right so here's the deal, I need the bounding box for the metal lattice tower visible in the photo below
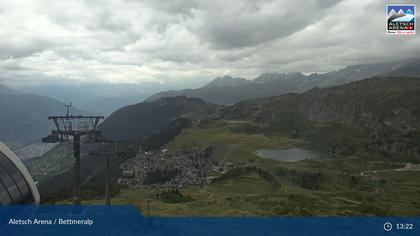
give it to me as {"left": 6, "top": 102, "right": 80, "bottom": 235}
{"left": 42, "top": 104, "right": 104, "bottom": 205}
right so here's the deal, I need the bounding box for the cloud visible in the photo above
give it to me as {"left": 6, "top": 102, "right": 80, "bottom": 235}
{"left": 0, "top": 0, "right": 419, "bottom": 87}
{"left": 191, "top": 0, "right": 344, "bottom": 49}
{"left": 141, "top": 0, "right": 200, "bottom": 17}
{"left": 0, "top": 39, "right": 53, "bottom": 59}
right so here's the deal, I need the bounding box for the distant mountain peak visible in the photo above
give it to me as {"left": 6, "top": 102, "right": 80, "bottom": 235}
{"left": 0, "top": 84, "right": 19, "bottom": 95}
{"left": 254, "top": 72, "right": 306, "bottom": 83}
{"left": 154, "top": 95, "right": 206, "bottom": 105}
{"left": 205, "top": 75, "right": 249, "bottom": 87}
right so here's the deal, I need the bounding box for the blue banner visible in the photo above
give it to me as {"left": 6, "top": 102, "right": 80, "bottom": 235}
{"left": 0, "top": 205, "right": 419, "bottom": 236}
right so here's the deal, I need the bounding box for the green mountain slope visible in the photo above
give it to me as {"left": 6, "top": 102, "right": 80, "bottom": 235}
{"left": 100, "top": 96, "right": 220, "bottom": 141}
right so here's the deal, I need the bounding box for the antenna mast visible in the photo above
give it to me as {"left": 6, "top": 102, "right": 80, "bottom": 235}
{"left": 65, "top": 102, "right": 72, "bottom": 116}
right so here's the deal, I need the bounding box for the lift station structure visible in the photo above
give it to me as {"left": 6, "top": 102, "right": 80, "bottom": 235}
{"left": 43, "top": 104, "right": 104, "bottom": 205}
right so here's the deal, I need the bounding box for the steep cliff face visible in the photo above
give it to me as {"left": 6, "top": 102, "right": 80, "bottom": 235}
{"left": 297, "top": 78, "right": 420, "bottom": 133}
{"left": 224, "top": 77, "right": 420, "bottom": 159}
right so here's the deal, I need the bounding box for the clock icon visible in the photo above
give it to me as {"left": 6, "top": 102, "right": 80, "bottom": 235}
{"left": 384, "top": 222, "right": 393, "bottom": 232}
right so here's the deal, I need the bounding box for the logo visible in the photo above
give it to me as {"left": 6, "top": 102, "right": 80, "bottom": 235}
{"left": 387, "top": 4, "right": 415, "bottom": 34}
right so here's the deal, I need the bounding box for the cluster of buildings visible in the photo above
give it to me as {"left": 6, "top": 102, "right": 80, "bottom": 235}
{"left": 118, "top": 146, "right": 230, "bottom": 189}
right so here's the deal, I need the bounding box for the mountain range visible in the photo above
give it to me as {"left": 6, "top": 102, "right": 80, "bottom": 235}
{"left": 100, "top": 75, "right": 420, "bottom": 160}
{"left": 98, "top": 58, "right": 420, "bottom": 144}
{"left": 0, "top": 84, "right": 19, "bottom": 94}
{"left": 17, "top": 79, "right": 209, "bottom": 115}
{"left": 147, "top": 58, "right": 420, "bottom": 105}
{"left": 0, "top": 84, "right": 83, "bottom": 145}
{"left": 3, "top": 58, "right": 420, "bottom": 147}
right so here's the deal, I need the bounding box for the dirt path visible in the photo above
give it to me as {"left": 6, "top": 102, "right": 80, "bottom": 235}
{"left": 360, "top": 163, "right": 420, "bottom": 176}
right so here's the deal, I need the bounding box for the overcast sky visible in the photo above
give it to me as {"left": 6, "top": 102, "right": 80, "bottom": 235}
{"left": 0, "top": 0, "right": 419, "bottom": 87}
